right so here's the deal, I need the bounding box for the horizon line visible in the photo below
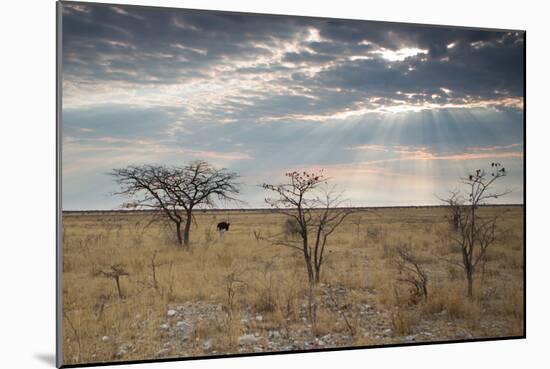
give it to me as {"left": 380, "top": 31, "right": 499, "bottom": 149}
{"left": 62, "top": 203, "right": 525, "bottom": 213}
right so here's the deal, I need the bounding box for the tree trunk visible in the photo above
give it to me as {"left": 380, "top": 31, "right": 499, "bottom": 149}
{"left": 183, "top": 211, "right": 192, "bottom": 247}
{"left": 115, "top": 276, "right": 123, "bottom": 299}
{"left": 466, "top": 271, "right": 473, "bottom": 298}
{"left": 304, "top": 255, "right": 315, "bottom": 285}
{"left": 314, "top": 264, "right": 321, "bottom": 284}
{"left": 175, "top": 221, "right": 183, "bottom": 246}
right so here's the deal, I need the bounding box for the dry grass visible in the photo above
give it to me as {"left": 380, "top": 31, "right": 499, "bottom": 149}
{"left": 61, "top": 206, "right": 524, "bottom": 365}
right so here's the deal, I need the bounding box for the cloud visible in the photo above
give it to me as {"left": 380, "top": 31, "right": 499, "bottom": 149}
{"left": 60, "top": 3, "right": 524, "bottom": 209}
{"left": 62, "top": 2, "right": 524, "bottom": 121}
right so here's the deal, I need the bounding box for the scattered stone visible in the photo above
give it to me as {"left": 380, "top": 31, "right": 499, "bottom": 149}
{"left": 255, "top": 315, "right": 263, "bottom": 322}
{"left": 115, "top": 349, "right": 126, "bottom": 358}
{"left": 239, "top": 334, "right": 258, "bottom": 346}
{"left": 167, "top": 309, "right": 177, "bottom": 317}
{"left": 175, "top": 320, "right": 194, "bottom": 340}
{"left": 154, "top": 348, "right": 171, "bottom": 358}
{"left": 101, "top": 336, "right": 110, "bottom": 342}
{"left": 176, "top": 320, "right": 193, "bottom": 330}
{"left": 405, "top": 335, "right": 416, "bottom": 342}
{"left": 268, "top": 330, "right": 281, "bottom": 339}
{"left": 203, "top": 339, "right": 213, "bottom": 350}
{"left": 159, "top": 323, "right": 169, "bottom": 330}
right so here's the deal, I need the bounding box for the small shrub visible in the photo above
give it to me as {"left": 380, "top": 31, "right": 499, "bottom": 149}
{"left": 282, "top": 217, "right": 301, "bottom": 239}
{"left": 367, "top": 226, "right": 383, "bottom": 243}
{"left": 204, "top": 228, "right": 214, "bottom": 243}
{"left": 390, "top": 308, "right": 417, "bottom": 335}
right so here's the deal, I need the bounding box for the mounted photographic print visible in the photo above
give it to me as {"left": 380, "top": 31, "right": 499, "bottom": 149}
{"left": 57, "top": 1, "right": 525, "bottom": 367}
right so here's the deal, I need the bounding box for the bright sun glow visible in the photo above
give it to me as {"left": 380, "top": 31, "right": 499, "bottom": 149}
{"left": 373, "top": 47, "right": 428, "bottom": 62}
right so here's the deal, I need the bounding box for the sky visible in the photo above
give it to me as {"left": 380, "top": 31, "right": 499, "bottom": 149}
{"left": 61, "top": 2, "right": 525, "bottom": 210}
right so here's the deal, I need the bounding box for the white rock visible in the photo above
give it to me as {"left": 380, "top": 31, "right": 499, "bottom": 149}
{"left": 239, "top": 334, "right": 258, "bottom": 346}
{"left": 159, "top": 324, "right": 169, "bottom": 330}
{"left": 101, "top": 336, "right": 110, "bottom": 342}
{"left": 176, "top": 320, "right": 193, "bottom": 330}
{"left": 255, "top": 315, "right": 263, "bottom": 321}
{"left": 154, "top": 348, "right": 171, "bottom": 358}
{"left": 405, "top": 335, "right": 416, "bottom": 342}
{"left": 167, "top": 309, "right": 177, "bottom": 317}
{"left": 203, "top": 339, "right": 213, "bottom": 350}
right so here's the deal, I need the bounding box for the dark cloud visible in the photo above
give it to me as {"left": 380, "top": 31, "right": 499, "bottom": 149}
{"left": 62, "top": 2, "right": 524, "bottom": 128}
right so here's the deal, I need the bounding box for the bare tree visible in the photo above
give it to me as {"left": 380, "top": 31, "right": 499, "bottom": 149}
{"left": 109, "top": 160, "right": 240, "bottom": 248}
{"left": 441, "top": 162, "right": 509, "bottom": 297}
{"left": 261, "top": 170, "right": 353, "bottom": 285}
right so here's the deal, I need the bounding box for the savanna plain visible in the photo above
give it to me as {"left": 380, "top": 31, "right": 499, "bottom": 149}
{"left": 62, "top": 206, "right": 524, "bottom": 365}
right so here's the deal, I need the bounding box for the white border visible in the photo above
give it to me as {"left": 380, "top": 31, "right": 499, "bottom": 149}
{"left": 2, "top": 1, "right": 547, "bottom": 368}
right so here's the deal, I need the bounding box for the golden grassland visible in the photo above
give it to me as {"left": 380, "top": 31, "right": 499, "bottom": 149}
{"left": 61, "top": 206, "right": 524, "bottom": 365}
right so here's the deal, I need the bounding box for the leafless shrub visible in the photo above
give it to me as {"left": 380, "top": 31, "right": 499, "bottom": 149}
{"left": 394, "top": 244, "right": 428, "bottom": 304}
{"left": 325, "top": 288, "right": 356, "bottom": 337}
{"left": 253, "top": 261, "right": 277, "bottom": 313}
{"left": 204, "top": 227, "right": 215, "bottom": 244}
{"left": 96, "top": 264, "right": 129, "bottom": 299}
{"left": 390, "top": 308, "right": 416, "bottom": 335}
{"left": 282, "top": 217, "right": 301, "bottom": 239}
{"left": 93, "top": 293, "right": 111, "bottom": 321}
{"left": 148, "top": 250, "right": 169, "bottom": 291}
{"left": 367, "top": 226, "right": 383, "bottom": 242}
{"left": 222, "top": 269, "right": 248, "bottom": 319}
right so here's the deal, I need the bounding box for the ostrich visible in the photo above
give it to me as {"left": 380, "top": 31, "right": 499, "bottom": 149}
{"left": 217, "top": 221, "right": 230, "bottom": 240}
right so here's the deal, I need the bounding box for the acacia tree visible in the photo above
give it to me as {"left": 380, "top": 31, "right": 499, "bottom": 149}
{"left": 261, "top": 170, "right": 353, "bottom": 285}
{"left": 441, "top": 162, "right": 509, "bottom": 297}
{"left": 109, "top": 160, "right": 240, "bottom": 248}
